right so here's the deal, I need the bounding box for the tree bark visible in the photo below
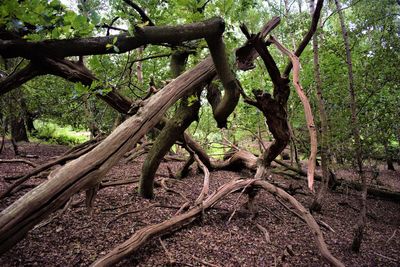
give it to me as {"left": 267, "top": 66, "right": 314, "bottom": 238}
{"left": 0, "top": 62, "right": 44, "bottom": 96}
{"left": 212, "top": 149, "right": 400, "bottom": 202}
{"left": 335, "top": 0, "right": 366, "bottom": 252}
{"left": 206, "top": 35, "right": 241, "bottom": 128}
{"left": 269, "top": 36, "right": 317, "bottom": 191}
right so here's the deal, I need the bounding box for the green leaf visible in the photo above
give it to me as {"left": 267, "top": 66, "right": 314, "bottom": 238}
{"left": 187, "top": 94, "right": 198, "bottom": 106}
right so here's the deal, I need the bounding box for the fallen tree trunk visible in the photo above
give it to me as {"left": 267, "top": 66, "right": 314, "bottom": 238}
{"left": 91, "top": 179, "right": 344, "bottom": 267}
{"left": 212, "top": 150, "right": 400, "bottom": 202}
{"left": 0, "top": 57, "right": 216, "bottom": 255}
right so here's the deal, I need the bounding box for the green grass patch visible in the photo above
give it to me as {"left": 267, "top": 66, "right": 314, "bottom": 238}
{"left": 32, "top": 120, "right": 89, "bottom": 146}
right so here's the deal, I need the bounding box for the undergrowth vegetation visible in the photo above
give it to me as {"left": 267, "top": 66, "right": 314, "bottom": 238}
{"left": 32, "top": 120, "right": 89, "bottom": 146}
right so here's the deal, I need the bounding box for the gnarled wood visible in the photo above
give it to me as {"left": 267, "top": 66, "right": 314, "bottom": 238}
{"left": 139, "top": 49, "right": 201, "bottom": 199}
{"left": 91, "top": 179, "right": 344, "bottom": 267}
{"left": 206, "top": 35, "right": 241, "bottom": 128}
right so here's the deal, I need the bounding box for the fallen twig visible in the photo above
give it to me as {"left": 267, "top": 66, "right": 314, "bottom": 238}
{"left": 191, "top": 255, "right": 220, "bottom": 267}
{"left": 227, "top": 179, "right": 257, "bottom": 224}
{"left": 275, "top": 196, "right": 334, "bottom": 233}
{"left": 106, "top": 204, "right": 156, "bottom": 228}
{"left": 386, "top": 229, "right": 397, "bottom": 244}
{"left": 159, "top": 238, "right": 176, "bottom": 265}
{"left": 0, "top": 159, "right": 37, "bottom": 167}
{"left": 100, "top": 178, "right": 139, "bottom": 189}
{"left": 373, "top": 252, "right": 399, "bottom": 263}
{"left": 160, "top": 178, "right": 189, "bottom": 202}
{"left": 174, "top": 201, "right": 191, "bottom": 216}
{"left": 33, "top": 197, "right": 73, "bottom": 230}
{"left": 0, "top": 141, "right": 99, "bottom": 199}
{"left": 255, "top": 223, "right": 271, "bottom": 243}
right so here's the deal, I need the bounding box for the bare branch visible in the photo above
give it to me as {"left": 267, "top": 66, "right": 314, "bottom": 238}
{"left": 123, "top": 0, "right": 155, "bottom": 26}
{"left": 283, "top": 0, "right": 324, "bottom": 76}
{"left": 270, "top": 35, "right": 317, "bottom": 192}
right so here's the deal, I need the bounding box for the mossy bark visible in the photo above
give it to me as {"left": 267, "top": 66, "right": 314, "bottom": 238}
{"left": 139, "top": 94, "right": 201, "bottom": 198}
{"left": 139, "top": 50, "right": 202, "bottom": 198}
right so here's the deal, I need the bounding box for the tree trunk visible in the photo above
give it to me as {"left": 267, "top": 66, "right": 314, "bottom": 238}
{"left": 309, "top": 0, "right": 330, "bottom": 213}
{"left": 10, "top": 116, "right": 28, "bottom": 142}
{"left": 0, "top": 57, "right": 216, "bottom": 255}
{"left": 139, "top": 49, "right": 201, "bottom": 198}
{"left": 8, "top": 91, "right": 28, "bottom": 143}
{"left": 335, "top": 0, "right": 367, "bottom": 253}
{"left": 83, "top": 95, "right": 100, "bottom": 138}
{"left": 383, "top": 141, "right": 395, "bottom": 171}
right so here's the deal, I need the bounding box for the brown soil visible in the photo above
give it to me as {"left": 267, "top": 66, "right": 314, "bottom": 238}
{"left": 0, "top": 141, "right": 399, "bottom": 266}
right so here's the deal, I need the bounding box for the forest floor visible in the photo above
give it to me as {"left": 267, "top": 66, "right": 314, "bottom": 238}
{"left": 0, "top": 141, "right": 399, "bottom": 267}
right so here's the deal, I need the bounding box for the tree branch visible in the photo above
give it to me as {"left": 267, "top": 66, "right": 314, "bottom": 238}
{"left": 283, "top": 0, "right": 324, "bottom": 76}
{"left": 0, "top": 17, "right": 225, "bottom": 59}
{"left": 0, "top": 62, "right": 45, "bottom": 96}
{"left": 123, "top": 0, "right": 155, "bottom": 26}
{"left": 270, "top": 36, "right": 317, "bottom": 192}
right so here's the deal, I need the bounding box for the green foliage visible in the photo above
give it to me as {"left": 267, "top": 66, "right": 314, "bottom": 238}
{"left": 33, "top": 120, "right": 89, "bottom": 146}
{"left": 0, "top": 0, "right": 95, "bottom": 40}
{"left": 1, "top": 0, "right": 398, "bottom": 164}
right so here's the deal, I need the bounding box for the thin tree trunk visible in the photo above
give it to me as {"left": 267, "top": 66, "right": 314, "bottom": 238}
{"left": 383, "top": 141, "right": 395, "bottom": 171}
{"left": 83, "top": 95, "right": 99, "bottom": 139}
{"left": 309, "top": 0, "right": 330, "bottom": 213}
{"left": 136, "top": 46, "right": 144, "bottom": 84}
{"left": 335, "top": 0, "right": 367, "bottom": 253}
